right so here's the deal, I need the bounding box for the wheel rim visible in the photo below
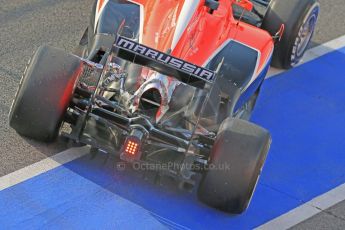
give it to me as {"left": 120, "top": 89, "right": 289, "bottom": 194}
{"left": 291, "top": 4, "right": 320, "bottom": 66}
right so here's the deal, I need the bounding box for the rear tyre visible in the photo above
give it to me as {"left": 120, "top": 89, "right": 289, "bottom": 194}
{"left": 9, "top": 45, "right": 83, "bottom": 142}
{"left": 198, "top": 118, "right": 271, "bottom": 214}
{"left": 261, "top": 0, "right": 320, "bottom": 69}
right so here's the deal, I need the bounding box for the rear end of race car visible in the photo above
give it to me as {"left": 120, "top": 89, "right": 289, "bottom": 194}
{"left": 9, "top": 34, "right": 271, "bottom": 214}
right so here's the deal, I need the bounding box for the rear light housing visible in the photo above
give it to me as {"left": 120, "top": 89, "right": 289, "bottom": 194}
{"left": 124, "top": 139, "right": 140, "bottom": 156}
{"left": 120, "top": 129, "right": 144, "bottom": 162}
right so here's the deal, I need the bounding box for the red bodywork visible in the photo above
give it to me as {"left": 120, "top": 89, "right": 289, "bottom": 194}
{"left": 97, "top": 0, "right": 274, "bottom": 76}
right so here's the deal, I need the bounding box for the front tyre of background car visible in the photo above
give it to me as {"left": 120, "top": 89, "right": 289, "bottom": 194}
{"left": 261, "top": 0, "right": 320, "bottom": 69}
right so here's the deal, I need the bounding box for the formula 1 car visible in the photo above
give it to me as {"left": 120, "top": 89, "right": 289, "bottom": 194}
{"left": 9, "top": 0, "right": 319, "bottom": 213}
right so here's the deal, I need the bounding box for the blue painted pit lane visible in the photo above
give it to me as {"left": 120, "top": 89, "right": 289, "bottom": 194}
{"left": 1, "top": 47, "right": 345, "bottom": 229}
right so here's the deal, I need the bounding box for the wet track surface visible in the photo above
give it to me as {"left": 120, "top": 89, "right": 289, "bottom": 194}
{"left": 0, "top": 0, "right": 345, "bottom": 229}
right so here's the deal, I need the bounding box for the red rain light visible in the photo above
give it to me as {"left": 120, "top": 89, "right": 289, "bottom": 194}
{"left": 124, "top": 140, "right": 139, "bottom": 156}
{"left": 120, "top": 129, "right": 144, "bottom": 162}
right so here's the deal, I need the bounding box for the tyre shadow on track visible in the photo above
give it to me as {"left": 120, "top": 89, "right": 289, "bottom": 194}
{"left": 22, "top": 137, "right": 70, "bottom": 158}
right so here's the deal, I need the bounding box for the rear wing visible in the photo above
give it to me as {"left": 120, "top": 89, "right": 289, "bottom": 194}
{"left": 113, "top": 36, "right": 215, "bottom": 89}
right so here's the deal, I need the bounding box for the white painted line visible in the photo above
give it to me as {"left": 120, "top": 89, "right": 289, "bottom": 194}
{"left": 308, "top": 183, "right": 345, "bottom": 210}
{"left": 256, "top": 205, "right": 320, "bottom": 230}
{"left": 0, "top": 146, "right": 89, "bottom": 191}
{"left": 257, "top": 34, "right": 345, "bottom": 230}
{"left": 256, "top": 183, "right": 345, "bottom": 230}
{"left": 267, "top": 34, "right": 345, "bottom": 78}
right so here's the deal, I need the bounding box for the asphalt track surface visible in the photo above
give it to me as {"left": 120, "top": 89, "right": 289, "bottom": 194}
{"left": 0, "top": 0, "right": 345, "bottom": 229}
{"left": 0, "top": 0, "right": 94, "bottom": 176}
